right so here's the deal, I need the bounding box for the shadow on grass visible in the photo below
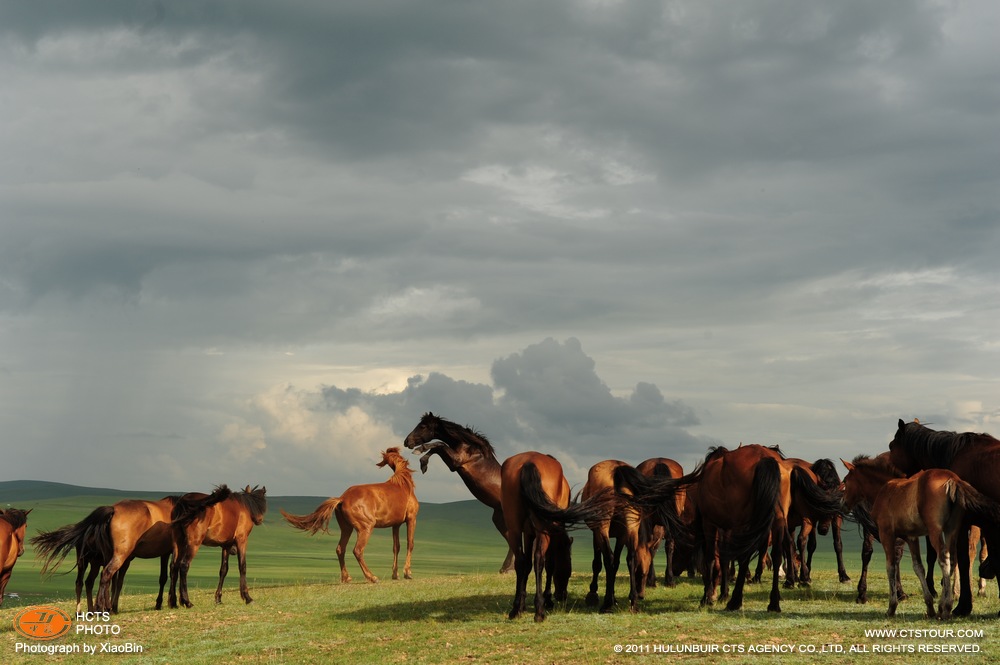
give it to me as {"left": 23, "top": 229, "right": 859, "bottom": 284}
{"left": 331, "top": 593, "right": 512, "bottom": 623}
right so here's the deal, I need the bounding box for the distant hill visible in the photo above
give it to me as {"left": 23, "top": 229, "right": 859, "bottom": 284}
{"left": 0, "top": 479, "right": 493, "bottom": 525}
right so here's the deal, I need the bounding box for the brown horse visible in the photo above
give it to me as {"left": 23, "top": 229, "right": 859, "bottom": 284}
{"left": 888, "top": 418, "right": 1000, "bottom": 615}
{"left": 841, "top": 454, "right": 1000, "bottom": 618}
{"left": 31, "top": 498, "right": 179, "bottom": 613}
{"left": 0, "top": 509, "right": 30, "bottom": 606}
{"left": 785, "top": 458, "right": 850, "bottom": 586}
{"left": 501, "top": 451, "right": 616, "bottom": 622}
{"left": 581, "top": 460, "right": 653, "bottom": 613}
{"left": 635, "top": 458, "right": 687, "bottom": 589}
{"left": 282, "top": 448, "right": 417, "bottom": 584}
{"left": 169, "top": 485, "right": 267, "bottom": 609}
{"left": 402, "top": 412, "right": 513, "bottom": 572}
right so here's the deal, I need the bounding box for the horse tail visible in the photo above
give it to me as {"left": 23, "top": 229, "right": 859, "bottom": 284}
{"left": 791, "top": 465, "right": 845, "bottom": 520}
{"left": 613, "top": 465, "right": 689, "bottom": 545}
{"left": 280, "top": 498, "right": 342, "bottom": 535}
{"left": 520, "top": 463, "right": 615, "bottom": 530}
{"left": 951, "top": 478, "right": 1000, "bottom": 529}
{"left": 849, "top": 501, "right": 880, "bottom": 542}
{"left": 727, "top": 457, "right": 780, "bottom": 563}
{"left": 30, "top": 505, "right": 115, "bottom": 575}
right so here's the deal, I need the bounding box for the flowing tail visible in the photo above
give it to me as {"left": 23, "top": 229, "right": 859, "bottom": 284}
{"left": 30, "top": 505, "right": 115, "bottom": 575}
{"left": 952, "top": 478, "right": 1000, "bottom": 530}
{"left": 612, "top": 465, "right": 690, "bottom": 546}
{"left": 727, "top": 457, "right": 780, "bottom": 563}
{"left": 520, "top": 463, "right": 616, "bottom": 531}
{"left": 791, "top": 465, "right": 845, "bottom": 520}
{"left": 280, "top": 498, "right": 343, "bottom": 535}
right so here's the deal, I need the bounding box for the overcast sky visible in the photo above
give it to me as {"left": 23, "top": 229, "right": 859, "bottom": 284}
{"left": 2, "top": 1, "right": 998, "bottom": 502}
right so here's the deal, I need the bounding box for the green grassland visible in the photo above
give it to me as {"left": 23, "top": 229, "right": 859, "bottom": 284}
{"left": 1, "top": 483, "right": 998, "bottom": 664}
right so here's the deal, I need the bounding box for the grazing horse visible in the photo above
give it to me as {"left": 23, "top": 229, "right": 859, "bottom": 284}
{"left": 282, "top": 448, "right": 418, "bottom": 584}
{"left": 501, "top": 451, "right": 616, "bottom": 622}
{"left": 841, "top": 455, "right": 1000, "bottom": 619}
{"left": 785, "top": 458, "right": 850, "bottom": 586}
{"left": 403, "top": 412, "right": 513, "bottom": 573}
{"left": 889, "top": 418, "right": 1000, "bottom": 616}
{"left": 31, "top": 499, "right": 179, "bottom": 613}
{"left": 0, "top": 509, "right": 30, "bottom": 606}
{"left": 170, "top": 485, "right": 267, "bottom": 609}
{"left": 636, "top": 457, "right": 687, "bottom": 588}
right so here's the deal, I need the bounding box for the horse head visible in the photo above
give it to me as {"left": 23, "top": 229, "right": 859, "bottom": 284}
{"left": 403, "top": 412, "right": 442, "bottom": 452}
{"left": 377, "top": 447, "right": 410, "bottom": 472}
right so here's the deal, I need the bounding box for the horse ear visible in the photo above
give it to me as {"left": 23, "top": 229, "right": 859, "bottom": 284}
{"left": 898, "top": 418, "right": 905, "bottom": 430}
{"left": 840, "top": 458, "right": 854, "bottom": 471}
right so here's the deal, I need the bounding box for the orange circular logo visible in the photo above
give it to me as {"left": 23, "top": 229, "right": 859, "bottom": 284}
{"left": 13, "top": 605, "right": 72, "bottom": 640}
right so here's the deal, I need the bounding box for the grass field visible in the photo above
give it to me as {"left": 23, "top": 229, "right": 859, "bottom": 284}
{"left": 2, "top": 486, "right": 998, "bottom": 663}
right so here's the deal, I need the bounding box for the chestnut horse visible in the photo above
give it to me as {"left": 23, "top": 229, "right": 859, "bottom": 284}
{"left": 403, "top": 412, "right": 513, "bottom": 572}
{"left": 31, "top": 498, "right": 179, "bottom": 613}
{"left": 169, "top": 485, "right": 267, "bottom": 609}
{"left": 282, "top": 448, "right": 417, "bottom": 584}
{"left": 841, "top": 454, "right": 1000, "bottom": 619}
{"left": 889, "top": 418, "right": 1000, "bottom": 616}
{"left": 0, "top": 508, "right": 30, "bottom": 606}
{"left": 501, "top": 451, "right": 616, "bottom": 622}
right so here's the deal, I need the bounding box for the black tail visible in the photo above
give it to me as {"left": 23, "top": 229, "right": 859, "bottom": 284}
{"left": 849, "top": 501, "right": 880, "bottom": 541}
{"left": 791, "top": 465, "right": 845, "bottom": 520}
{"left": 727, "top": 457, "right": 780, "bottom": 563}
{"left": 520, "top": 463, "right": 616, "bottom": 530}
{"left": 613, "top": 465, "right": 689, "bottom": 545}
{"left": 953, "top": 478, "right": 1000, "bottom": 528}
{"left": 30, "top": 505, "right": 115, "bottom": 575}
{"left": 811, "top": 458, "right": 841, "bottom": 489}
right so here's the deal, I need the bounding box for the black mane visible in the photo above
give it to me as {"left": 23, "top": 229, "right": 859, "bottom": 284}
{"left": 897, "top": 421, "right": 999, "bottom": 468}
{"left": 0, "top": 508, "right": 29, "bottom": 529}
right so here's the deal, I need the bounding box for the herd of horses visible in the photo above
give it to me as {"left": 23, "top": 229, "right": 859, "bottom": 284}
{"left": 2, "top": 414, "right": 999, "bottom": 627}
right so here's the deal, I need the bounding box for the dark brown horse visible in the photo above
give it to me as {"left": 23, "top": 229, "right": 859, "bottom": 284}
{"left": 282, "top": 448, "right": 418, "bottom": 584}
{"left": 888, "top": 418, "right": 1000, "bottom": 615}
{"left": 785, "top": 458, "right": 850, "bottom": 586}
{"left": 636, "top": 457, "right": 686, "bottom": 588}
{"left": 31, "top": 498, "right": 179, "bottom": 613}
{"left": 169, "top": 485, "right": 267, "bottom": 609}
{"left": 402, "top": 412, "right": 513, "bottom": 572}
{"left": 0, "top": 509, "right": 30, "bottom": 606}
{"left": 841, "top": 454, "right": 1000, "bottom": 618}
{"left": 501, "top": 451, "right": 616, "bottom": 622}
{"left": 582, "top": 460, "right": 653, "bottom": 613}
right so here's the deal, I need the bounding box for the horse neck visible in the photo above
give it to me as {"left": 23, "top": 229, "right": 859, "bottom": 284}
{"left": 389, "top": 466, "right": 416, "bottom": 495}
{"left": 851, "top": 466, "right": 897, "bottom": 502}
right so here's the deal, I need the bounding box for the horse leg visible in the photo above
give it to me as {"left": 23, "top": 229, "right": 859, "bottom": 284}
{"left": 178, "top": 544, "right": 200, "bottom": 608}
{"left": 352, "top": 526, "right": 379, "bottom": 583}
{"left": 953, "top": 527, "right": 973, "bottom": 616}
{"left": 768, "top": 526, "right": 784, "bottom": 612}
{"left": 905, "top": 537, "right": 935, "bottom": 619}
{"left": 492, "top": 508, "right": 515, "bottom": 574}
{"left": 802, "top": 524, "right": 816, "bottom": 585}
{"left": 236, "top": 541, "right": 252, "bottom": 604}
{"left": 85, "top": 561, "right": 99, "bottom": 613}
{"left": 883, "top": 536, "right": 899, "bottom": 617}
{"left": 603, "top": 537, "right": 625, "bottom": 613}
{"left": 665, "top": 534, "right": 678, "bottom": 587}
{"left": 75, "top": 561, "right": 87, "bottom": 614}
{"left": 645, "top": 536, "right": 660, "bottom": 589}
{"left": 925, "top": 535, "right": 938, "bottom": 598}
{"left": 700, "top": 526, "right": 719, "bottom": 607}
{"left": 893, "top": 539, "right": 908, "bottom": 601}
{"left": 508, "top": 535, "right": 531, "bottom": 620}
{"left": 215, "top": 546, "right": 230, "bottom": 604}
{"left": 155, "top": 553, "right": 169, "bottom": 610}
{"left": 833, "top": 517, "right": 850, "bottom": 583}
{"left": 725, "top": 556, "right": 750, "bottom": 612}
{"left": 98, "top": 555, "right": 126, "bottom": 613}
{"left": 533, "top": 531, "right": 551, "bottom": 622}
{"left": 391, "top": 525, "right": 401, "bottom": 580}
{"left": 585, "top": 530, "right": 602, "bottom": 607}
{"left": 112, "top": 559, "right": 131, "bottom": 614}
{"left": 403, "top": 516, "right": 415, "bottom": 580}
{"left": 856, "top": 531, "right": 873, "bottom": 604}
{"left": 336, "top": 524, "right": 354, "bottom": 583}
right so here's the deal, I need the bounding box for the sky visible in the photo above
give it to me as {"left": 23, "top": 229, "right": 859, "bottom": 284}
{"left": 1, "top": 0, "right": 998, "bottom": 502}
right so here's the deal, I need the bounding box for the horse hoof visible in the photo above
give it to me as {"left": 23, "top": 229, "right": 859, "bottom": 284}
{"left": 767, "top": 603, "right": 781, "bottom": 613}
{"left": 585, "top": 593, "right": 599, "bottom": 607}
{"left": 508, "top": 610, "right": 521, "bottom": 620}
{"left": 953, "top": 603, "right": 972, "bottom": 617}
{"left": 839, "top": 574, "right": 851, "bottom": 583}
{"left": 404, "top": 573, "right": 413, "bottom": 580}
{"left": 534, "top": 613, "right": 546, "bottom": 623}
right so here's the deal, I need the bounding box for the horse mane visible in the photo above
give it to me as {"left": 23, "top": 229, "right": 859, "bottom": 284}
{"left": 233, "top": 486, "right": 268, "bottom": 525}
{"left": 899, "top": 421, "right": 999, "bottom": 468}
{"left": 850, "top": 454, "right": 905, "bottom": 479}
{"left": 811, "top": 458, "right": 841, "bottom": 489}
{"left": 425, "top": 412, "right": 498, "bottom": 460}
{"left": 766, "top": 444, "right": 786, "bottom": 459}
{"left": 382, "top": 449, "right": 416, "bottom": 493}
{"left": 0, "top": 508, "right": 29, "bottom": 529}
{"left": 172, "top": 484, "right": 233, "bottom": 525}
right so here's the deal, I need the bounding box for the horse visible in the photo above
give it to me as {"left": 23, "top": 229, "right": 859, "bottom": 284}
{"left": 888, "top": 418, "right": 1000, "bottom": 615}
{"left": 402, "top": 412, "right": 513, "bottom": 573}
{"left": 926, "top": 526, "right": 989, "bottom": 598}
{"left": 841, "top": 455, "right": 1000, "bottom": 619}
{"left": 501, "top": 451, "right": 616, "bottom": 622}
{"left": 581, "top": 460, "right": 654, "bottom": 613}
{"left": 169, "top": 485, "right": 267, "bottom": 609}
{"left": 785, "top": 458, "right": 850, "bottom": 586}
{"left": 633, "top": 444, "right": 842, "bottom": 612}
{"left": 282, "top": 448, "right": 417, "bottom": 584}
{"left": 635, "top": 457, "right": 686, "bottom": 588}
{"left": 0, "top": 509, "right": 30, "bottom": 606}
{"left": 31, "top": 498, "right": 180, "bottom": 613}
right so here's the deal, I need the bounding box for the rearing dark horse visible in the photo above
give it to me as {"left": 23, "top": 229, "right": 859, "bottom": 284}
{"left": 403, "top": 412, "right": 514, "bottom": 573}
